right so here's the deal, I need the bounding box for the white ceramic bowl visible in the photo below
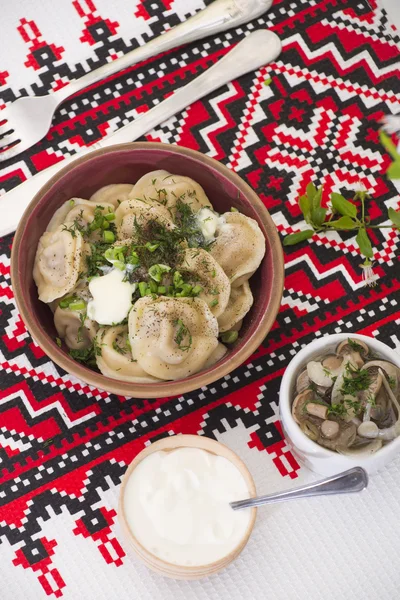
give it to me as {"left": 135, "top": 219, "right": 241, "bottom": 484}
{"left": 279, "top": 333, "right": 400, "bottom": 476}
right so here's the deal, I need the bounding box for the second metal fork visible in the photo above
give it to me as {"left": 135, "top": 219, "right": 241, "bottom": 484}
{"left": 0, "top": 0, "right": 272, "bottom": 162}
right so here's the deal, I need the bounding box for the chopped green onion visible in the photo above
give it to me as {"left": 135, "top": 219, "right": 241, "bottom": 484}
{"left": 69, "top": 300, "right": 86, "bottom": 311}
{"left": 89, "top": 212, "right": 104, "bottom": 231}
{"left": 114, "top": 261, "right": 125, "bottom": 271}
{"left": 103, "top": 230, "right": 115, "bottom": 243}
{"left": 102, "top": 220, "right": 110, "bottom": 230}
{"left": 149, "top": 280, "right": 158, "bottom": 293}
{"left": 230, "top": 207, "right": 239, "bottom": 212}
{"left": 145, "top": 242, "right": 159, "bottom": 252}
{"left": 69, "top": 199, "right": 75, "bottom": 207}
{"left": 176, "top": 284, "right": 193, "bottom": 297}
{"left": 138, "top": 282, "right": 148, "bottom": 297}
{"left": 173, "top": 271, "right": 184, "bottom": 288}
{"left": 59, "top": 296, "right": 76, "bottom": 309}
{"left": 210, "top": 299, "right": 219, "bottom": 308}
{"left": 127, "top": 251, "right": 139, "bottom": 265}
{"left": 211, "top": 269, "right": 216, "bottom": 278}
{"left": 104, "top": 247, "right": 114, "bottom": 262}
{"left": 55, "top": 337, "right": 62, "bottom": 347}
{"left": 148, "top": 263, "right": 171, "bottom": 282}
{"left": 221, "top": 330, "right": 238, "bottom": 344}
{"left": 191, "top": 285, "right": 203, "bottom": 296}
{"left": 104, "top": 212, "right": 115, "bottom": 222}
{"left": 157, "top": 285, "right": 166, "bottom": 294}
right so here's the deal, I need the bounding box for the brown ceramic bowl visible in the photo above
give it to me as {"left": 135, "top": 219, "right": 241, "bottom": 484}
{"left": 11, "top": 143, "right": 284, "bottom": 398}
{"left": 118, "top": 434, "right": 257, "bottom": 579}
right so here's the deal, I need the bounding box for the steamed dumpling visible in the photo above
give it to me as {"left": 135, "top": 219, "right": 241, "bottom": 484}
{"left": 210, "top": 212, "right": 265, "bottom": 287}
{"left": 128, "top": 296, "right": 219, "bottom": 380}
{"left": 177, "top": 248, "right": 230, "bottom": 318}
{"left": 115, "top": 197, "right": 174, "bottom": 240}
{"left": 46, "top": 198, "right": 114, "bottom": 233}
{"left": 96, "top": 326, "right": 160, "bottom": 383}
{"left": 54, "top": 305, "right": 97, "bottom": 350}
{"left": 89, "top": 184, "right": 134, "bottom": 208}
{"left": 33, "top": 228, "right": 86, "bottom": 303}
{"left": 203, "top": 343, "right": 227, "bottom": 370}
{"left": 130, "top": 170, "right": 212, "bottom": 214}
{"left": 217, "top": 281, "right": 253, "bottom": 333}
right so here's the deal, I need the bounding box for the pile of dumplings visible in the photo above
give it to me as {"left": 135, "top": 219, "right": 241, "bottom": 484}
{"left": 33, "top": 170, "right": 266, "bottom": 383}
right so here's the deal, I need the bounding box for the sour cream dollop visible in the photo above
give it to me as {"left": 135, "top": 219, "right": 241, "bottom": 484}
{"left": 87, "top": 269, "right": 135, "bottom": 325}
{"left": 196, "top": 207, "right": 224, "bottom": 242}
{"left": 123, "top": 447, "right": 252, "bottom": 566}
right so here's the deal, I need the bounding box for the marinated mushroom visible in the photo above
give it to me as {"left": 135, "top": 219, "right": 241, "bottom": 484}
{"left": 336, "top": 338, "right": 369, "bottom": 368}
{"left": 291, "top": 338, "right": 400, "bottom": 455}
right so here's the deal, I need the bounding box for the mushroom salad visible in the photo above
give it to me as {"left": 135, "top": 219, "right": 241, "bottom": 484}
{"left": 292, "top": 338, "right": 400, "bottom": 455}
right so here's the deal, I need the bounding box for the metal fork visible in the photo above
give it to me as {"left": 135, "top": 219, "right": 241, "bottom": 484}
{"left": 0, "top": 0, "right": 272, "bottom": 162}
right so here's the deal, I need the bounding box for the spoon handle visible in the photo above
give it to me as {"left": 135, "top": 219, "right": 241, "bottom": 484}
{"left": 230, "top": 467, "right": 368, "bottom": 510}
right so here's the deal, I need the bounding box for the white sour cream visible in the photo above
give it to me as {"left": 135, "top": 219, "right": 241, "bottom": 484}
{"left": 123, "top": 447, "right": 252, "bottom": 566}
{"left": 196, "top": 207, "right": 222, "bottom": 241}
{"left": 87, "top": 269, "right": 135, "bottom": 325}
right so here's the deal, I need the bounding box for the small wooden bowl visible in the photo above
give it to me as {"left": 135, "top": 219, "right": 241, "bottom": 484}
{"left": 11, "top": 142, "right": 284, "bottom": 398}
{"left": 118, "top": 434, "right": 257, "bottom": 579}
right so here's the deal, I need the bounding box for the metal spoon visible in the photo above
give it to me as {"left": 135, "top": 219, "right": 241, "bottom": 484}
{"left": 231, "top": 467, "right": 368, "bottom": 510}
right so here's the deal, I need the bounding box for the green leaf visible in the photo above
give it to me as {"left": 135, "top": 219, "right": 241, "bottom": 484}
{"left": 330, "top": 192, "right": 357, "bottom": 218}
{"left": 387, "top": 160, "right": 400, "bottom": 180}
{"left": 388, "top": 207, "right": 400, "bottom": 228}
{"left": 328, "top": 216, "right": 357, "bottom": 230}
{"left": 312, "top": 186, "right": 323, "bottom": 209}
{"left": 299, "top": 194, "right": 311, "bottom": 222}
{"left": 311, "top": 207, "right": 327, "bottom": 227}
{"left": 356, "top": 228, "right": 373, "bottom": 259}
{"left": 283, "top": 230, "right": 315, "bottom": 246}
{"left": 380, "top": 131, "right": 400, "bottom": 161}
{"left": 306, "top": 182, "right": 317, "bottom": 201}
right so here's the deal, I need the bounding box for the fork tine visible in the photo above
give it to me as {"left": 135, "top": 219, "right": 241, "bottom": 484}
{"left": 0, "top": 143, "right": 21, "bottom": 163}
{"left": 0, "top": 121, "right": 12, "bottom": 135}
{"left": 0, "top": 126, "right": 13, "bottom": 141}
{"left": 0, "top": 133, "right": 19, "bottom": 150}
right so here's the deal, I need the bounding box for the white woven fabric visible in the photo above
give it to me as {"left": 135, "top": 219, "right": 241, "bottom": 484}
{"left": 1, "top": 1, "right": 399, "bottom": 599}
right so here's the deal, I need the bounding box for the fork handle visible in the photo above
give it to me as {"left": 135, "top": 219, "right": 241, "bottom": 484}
{"left": 230, "top": 467, "right": 368, "bottom": 510}
{"left": 0, "top": 30, "right": 281, "bottom": 238}
{"left": 54, "top": 0, "right": 273, "bottom": 103}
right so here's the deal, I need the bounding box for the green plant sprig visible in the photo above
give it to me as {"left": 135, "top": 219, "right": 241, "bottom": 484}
{"left": 283, "top": 183, "right": 400, "bottom": 270}
{"left": 380, "top": 130, "right": 400, "bottom": 180}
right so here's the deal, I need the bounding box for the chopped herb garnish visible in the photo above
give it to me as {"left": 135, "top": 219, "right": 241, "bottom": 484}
{"left": 76, "top": 312, "right": 87, "bottom": 344}
{"left": 340, "top": 364, "right": 371, "bottom": 396}
{"left": 346, "top": 338, "right": 366, "bottom": 354}
{"left": 112, "top": 340, "right": 126, "bottom": 355}
{"left": 69, "top": 344, "right": 97, "bottom": 368}
{"left": 174, "top": 319, "right": 192, "bottom": 351}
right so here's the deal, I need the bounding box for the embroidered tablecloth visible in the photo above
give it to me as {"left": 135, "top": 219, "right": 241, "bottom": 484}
{"left": 0, "top": 0, "right": 399, "bottom": 598}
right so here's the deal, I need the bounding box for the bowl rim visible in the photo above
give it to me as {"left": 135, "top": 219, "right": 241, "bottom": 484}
{"left": 11, "top": 142, "right": 284, "bottom": 398}
{"left": 117, "top": 434, "right": 257, "bottom": 578}
{"left": 279, "top": 332, "right": 400, "bottom": 463}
